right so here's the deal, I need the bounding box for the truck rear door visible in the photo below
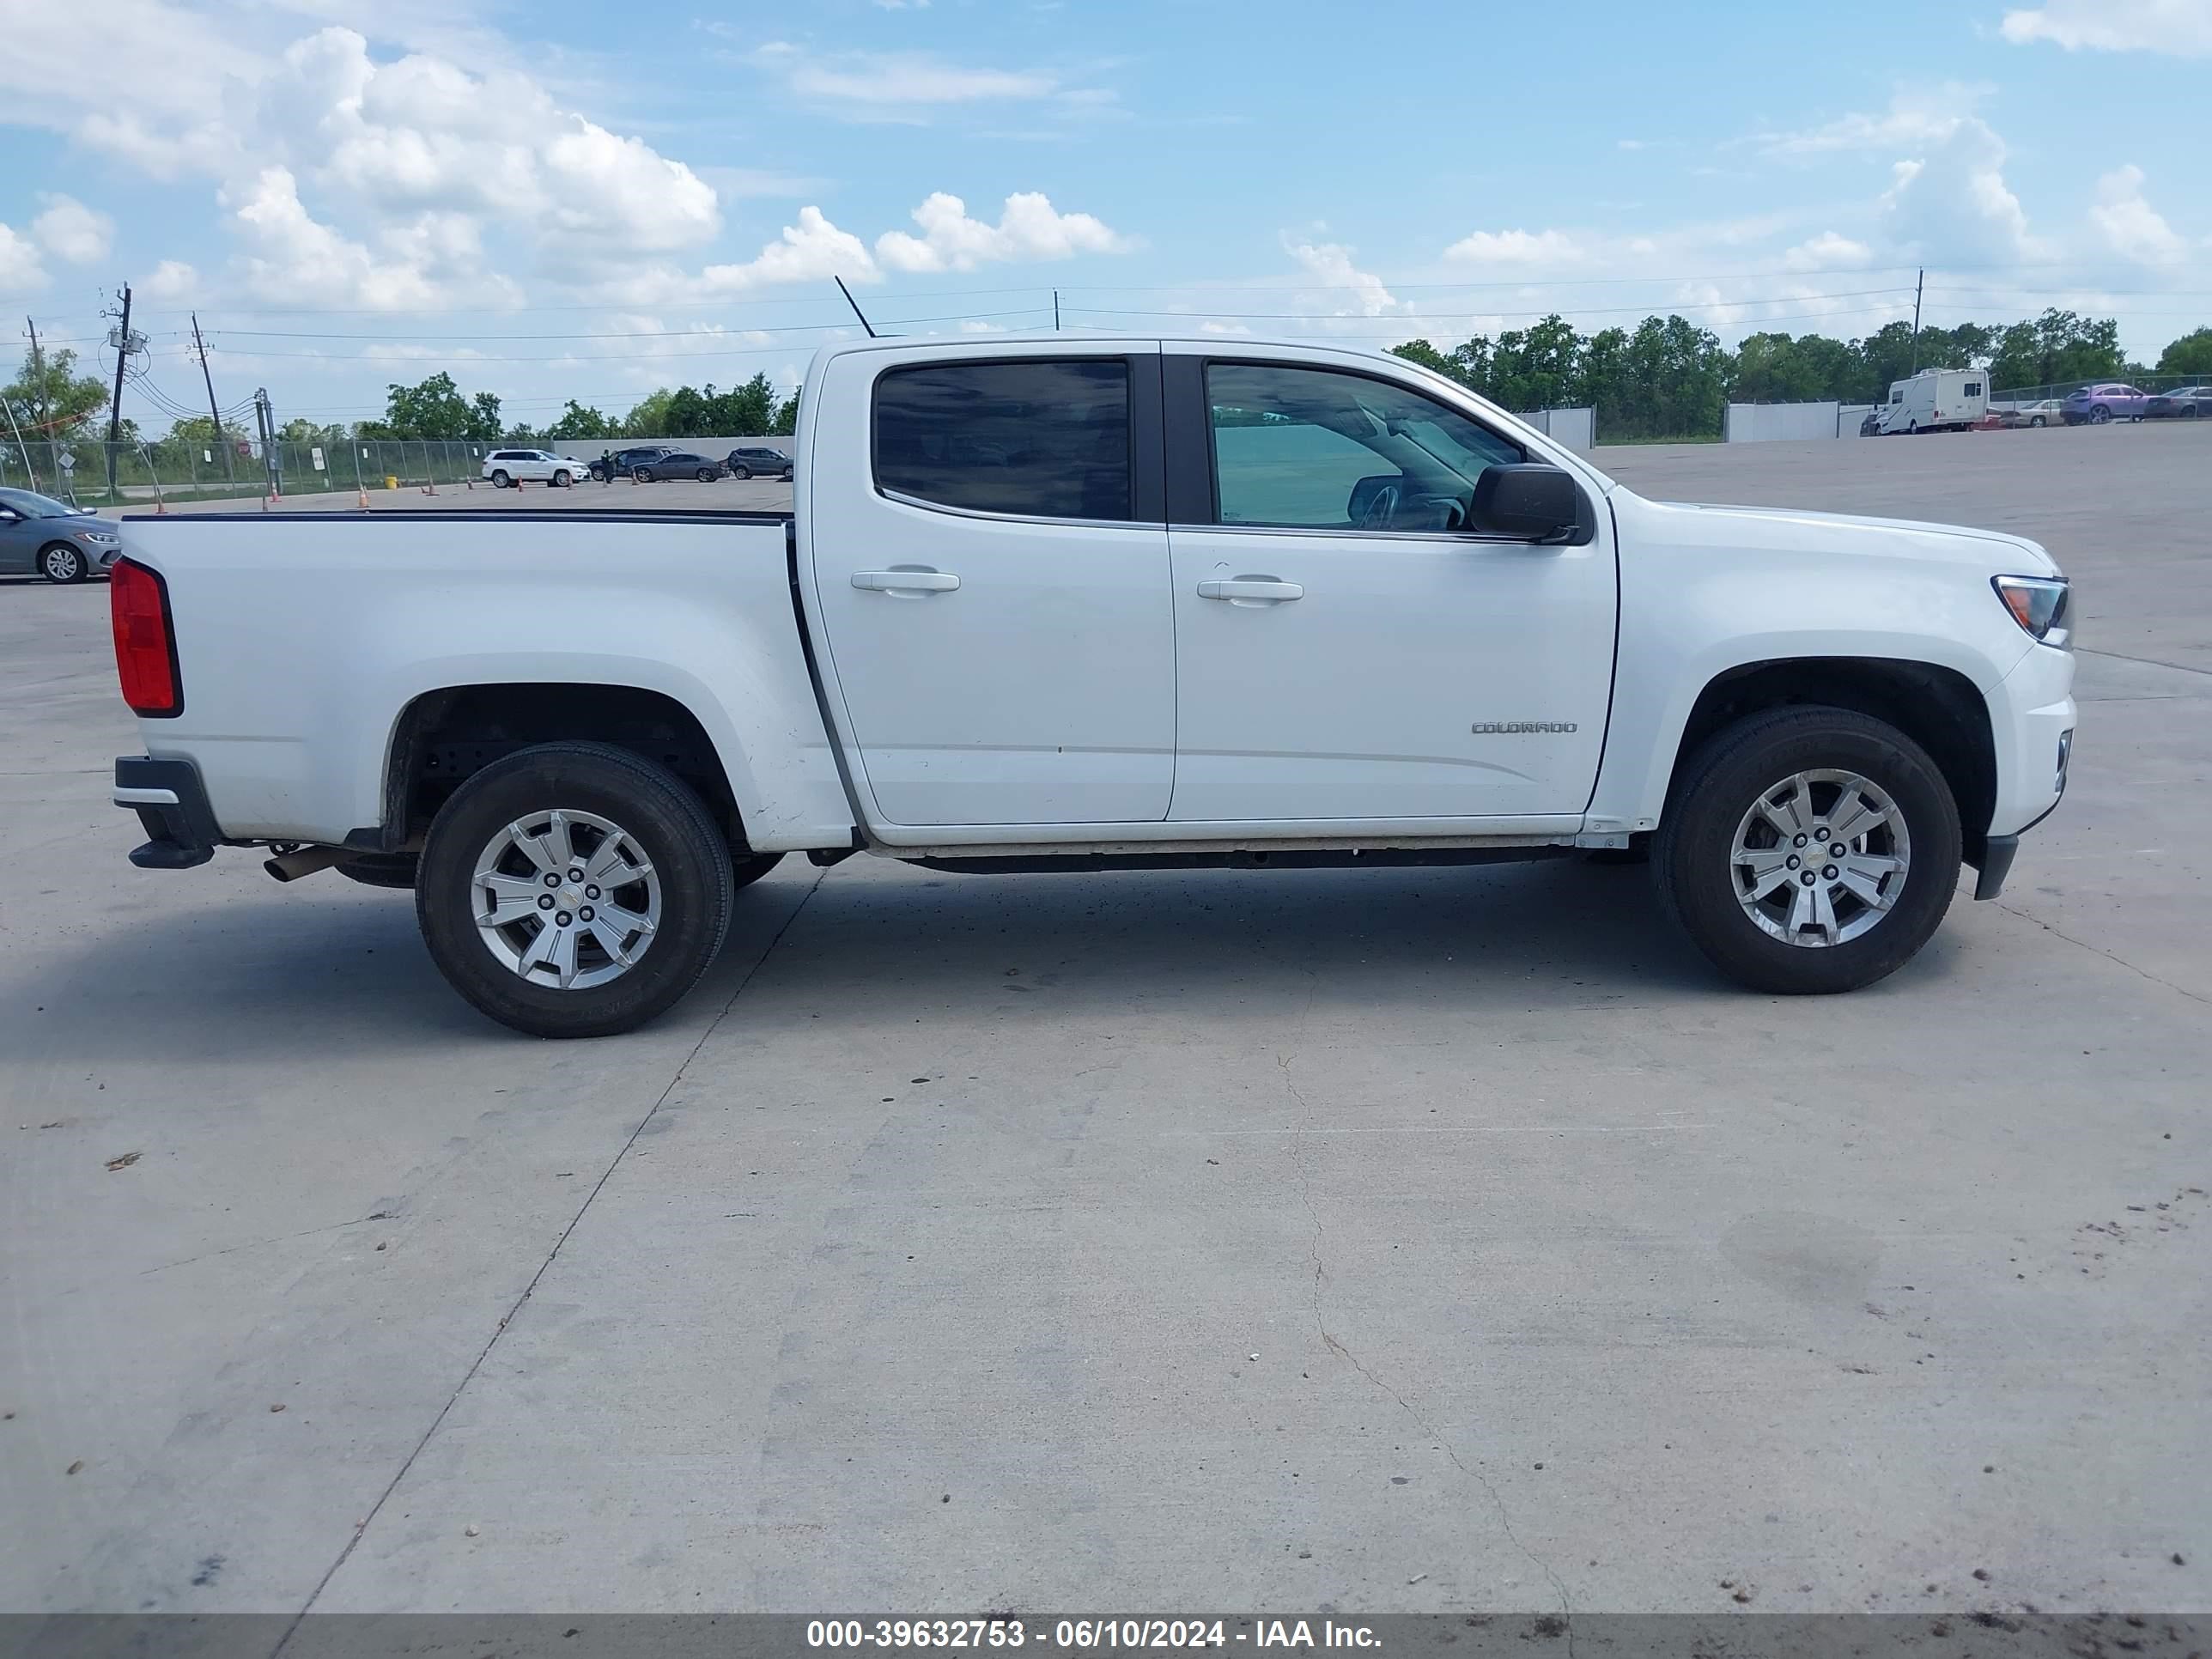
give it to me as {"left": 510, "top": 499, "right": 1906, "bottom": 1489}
{"left": 802, "top": 343, "right": 1174, "bottom": 829}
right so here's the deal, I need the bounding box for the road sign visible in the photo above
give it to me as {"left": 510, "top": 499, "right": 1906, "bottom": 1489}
{"left": 57, "top": 448, "right": 76, "bottom": 472}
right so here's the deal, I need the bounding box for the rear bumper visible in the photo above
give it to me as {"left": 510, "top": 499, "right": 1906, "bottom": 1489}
{"left": 114, "top": 755, "right": 223, "bottom": 868}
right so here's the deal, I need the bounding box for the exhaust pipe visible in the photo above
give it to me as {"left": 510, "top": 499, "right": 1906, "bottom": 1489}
{"left": 264, "top": 846, "right": 348, "bottom": 883}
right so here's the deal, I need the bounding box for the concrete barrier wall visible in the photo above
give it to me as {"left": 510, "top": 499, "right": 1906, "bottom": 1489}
{"left": 1518, "top": 407, "right": 1595, "bottom": 453}
{"left": 1725, "top": 402, "right": 1846, "bottom": 442}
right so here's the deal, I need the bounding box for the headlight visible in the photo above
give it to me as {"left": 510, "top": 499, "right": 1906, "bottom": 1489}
{"left": 1993, "top": 574, "right": 2071, "bottom": 648}
{"left": 76, "top": 530, "right": 121, "bottom": 545}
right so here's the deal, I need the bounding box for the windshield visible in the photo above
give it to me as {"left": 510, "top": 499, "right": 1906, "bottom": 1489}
{"left": 0, "top": 488, "right": 79, "bottom": 519}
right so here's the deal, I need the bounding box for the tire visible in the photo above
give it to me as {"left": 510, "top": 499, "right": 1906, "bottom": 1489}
{"left": 1653, "top": 706, "right": 1961, "bottom": 995}
{"left": 632, "top": 467, "right": 653, "bottom": 483}
{"left": 2090, "top": 404, "right": 2112, "bottom": 425}
{"left": 732, "top": 850, "right": 784, "bottom": 890}
{"left": 781, "top": 467, "right": 794, "bottom": 482}
{"left": 2029, "top": 415, "right": 2045, "bottom": 428}
{"left": 552, "top": 469, "right": 573, "bottom": 488}
{"left": 337, "top": 853, "right": 420, "bottom": 890}
{"left": 730, "top": 465, "right": 752, "bottom": 480}
{"left": 415, "top": 742, "right": 734, "bottom": 1038}
{"left": 40, "top": 542, "right": 87, "bottom": 583}
{"left": 696, "top": 467, "right": 717, "bottom": 483}
{"left": 491, "top": 470, "right": 512, "bottom": 488}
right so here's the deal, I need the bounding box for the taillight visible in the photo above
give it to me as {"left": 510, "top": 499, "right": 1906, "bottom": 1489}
{"left": 111, "top": 557, "right": 181, "bottom": 716}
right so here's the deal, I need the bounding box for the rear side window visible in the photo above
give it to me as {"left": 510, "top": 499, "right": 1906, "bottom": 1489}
{"left": 874, "top": 359, "right": 1131, "bottom": 521}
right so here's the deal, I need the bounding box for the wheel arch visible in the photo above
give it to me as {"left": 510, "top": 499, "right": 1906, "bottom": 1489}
{"left": 1663, "top": 657, "right": 1996, "bottom": 860}
{"left": 368, "top": 682, "right": 750, "bottom": 857}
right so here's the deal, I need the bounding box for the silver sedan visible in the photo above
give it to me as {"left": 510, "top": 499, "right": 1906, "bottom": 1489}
{"left": 0, "top": 489, "right": 124, "bottom": 582}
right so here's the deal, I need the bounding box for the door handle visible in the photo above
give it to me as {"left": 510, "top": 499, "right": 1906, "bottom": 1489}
{"left": 1197, "top": 578, "right": 1304, "bottom": 603}
{"left": 853, "top": 568, "right": 960, "bottom": 594}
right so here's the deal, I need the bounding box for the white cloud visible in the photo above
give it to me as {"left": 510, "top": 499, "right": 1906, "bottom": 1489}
{"left": 0, "top": 223, "right": 44, "bottom": 291}
{"left": 876, "top": 191, "right": 1131, "bottom": 273}
{"left": 226, "top": 165, "right": 470, "bottom": 310}
{"left": 1755, "top": 83, "right": 1990, "bottom": 155}
{"left": 1443, "top": 228, "right": 1606, "bottom": 268}
{"left": 1281, "top": 236, "right": 1399, "bottom": 316}
{"left": 139, "top": 260, "right": 202, "bottom": 302}
{"left": 2087, "top": 164, "right": 2191, "bottom": 264}
{"left": 32, "top": 195, "right": 114, "bottom": 264}
{"left": 751, "top": 41, "right": 1059, "bottom": 110}
{"left": 1876, "top": 118, "right": 2037, "bottom": 264}
{"left": 1782, "top": 231, "right": 1875, "bottom": 271}
{"left": 2000, "top": 0, "right": 2212, "bottom": 55}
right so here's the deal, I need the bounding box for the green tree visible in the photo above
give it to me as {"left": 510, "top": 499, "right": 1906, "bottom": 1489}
{"left": 1985, "top": 309, "right": 2125, "bottom": 393}
{"left": 467, "top": 392, "right": 503, "bottom": 444}
{"left": 546, "top": 400, "right": 616, "bottom": 441}
{"left": 279, "top": 417, "right": 349, "bottom": 443}
{"left": 2155, "top": 327, "right": 2212, "bottom": 378}
{"left": 623, "top": 388, "right": 678, "bottom": 437}
{"left": 162, "top": 415, "right": 252, "bottom": 447}
{"left": 770, "top": 391, "right": 799, "bottom": 437}
{"left": 368, "top": 372, "right": 475, "bottom": 440}
{"left": 3, "top": 345, "right": 110, "bottom": 438}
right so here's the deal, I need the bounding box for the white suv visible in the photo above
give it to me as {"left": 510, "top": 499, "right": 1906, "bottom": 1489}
{"left": 481, "top": 450, "right": 580, "bottom": 489}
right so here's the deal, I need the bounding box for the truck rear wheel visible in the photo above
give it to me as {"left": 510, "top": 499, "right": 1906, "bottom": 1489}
{"left": 416, "top": 742, "right": 734, "bottom": 1037}
{"left": 1653, "top": 707, "right": 1960, "bottom": 994}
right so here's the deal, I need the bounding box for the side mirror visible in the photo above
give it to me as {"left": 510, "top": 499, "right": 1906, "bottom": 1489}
{"left": 1470, "top": 463, "right": 1594, "bottom": 544}
{"left": 0, "top": 507, "right": 19, "bottom": 524}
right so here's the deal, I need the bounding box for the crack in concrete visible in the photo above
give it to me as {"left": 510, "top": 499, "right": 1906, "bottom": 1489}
{"left": 1995, "top": 901, "right": 2209, "bottom": 1007}
{"left": 1275, "top": 1055, "right": 1575, "bottom": 1651}
{"left": 271, "top": 870, "right": 826, "bottom": 1649}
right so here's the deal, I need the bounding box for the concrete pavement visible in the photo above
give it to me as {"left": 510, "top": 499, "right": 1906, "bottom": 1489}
{"left": 3, "top": 422, "right": 2205, "bottom": 1620}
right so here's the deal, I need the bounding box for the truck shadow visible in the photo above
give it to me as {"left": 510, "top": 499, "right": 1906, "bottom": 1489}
{"left": 21, "top": 858, "right": 1961, "bottom": 1064}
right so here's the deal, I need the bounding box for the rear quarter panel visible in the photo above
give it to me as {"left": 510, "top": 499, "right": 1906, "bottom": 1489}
{"left": 115, "top": 514, "right": 853, "bottom": 850}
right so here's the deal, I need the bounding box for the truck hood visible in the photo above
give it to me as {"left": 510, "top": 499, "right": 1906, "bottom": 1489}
{"left": 1639, "top": 496, "right": 2062, "bottom": 577}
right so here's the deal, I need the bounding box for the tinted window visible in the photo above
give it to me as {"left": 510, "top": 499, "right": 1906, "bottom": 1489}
{"left": 1205, "top": 362, "right": 1522, "bottom": 532}
{"left": 875, "top": 359, "right": 1131, "bottom": 521}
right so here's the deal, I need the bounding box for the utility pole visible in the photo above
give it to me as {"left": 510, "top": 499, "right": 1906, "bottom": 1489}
{"left": 25, "top": 316, "right": 52, "bottom": 437}
{"left": 105, "top": 283, "right": 136, "bottom": 498}
{"left": 1909, "top": 268, "right": 1924, "bottom": 374}
{"left": 252, "top": 386, "right": 279, "bottom": 499}
{"left": 191, "top": 313, "right": 236, "bottom": 487}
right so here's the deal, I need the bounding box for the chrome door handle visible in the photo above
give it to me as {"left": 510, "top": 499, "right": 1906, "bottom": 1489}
{"left": 852, "top": 568, "right": 960, "bottom": 594}
{"left": 1197, "top": 578, "right": 1304, "bottom": 603}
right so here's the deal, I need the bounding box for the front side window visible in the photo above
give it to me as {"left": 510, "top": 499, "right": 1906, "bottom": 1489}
{"left": 875, "top": 358, "right": 1131, "bottom": 521}
{"left": 1206, "top": 362, "right": 1522, "bottom": 532}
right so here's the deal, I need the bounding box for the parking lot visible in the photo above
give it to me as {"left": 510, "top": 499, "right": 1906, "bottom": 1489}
{"left": 3, "top": 423, "right": 2206, "bottom": 1622}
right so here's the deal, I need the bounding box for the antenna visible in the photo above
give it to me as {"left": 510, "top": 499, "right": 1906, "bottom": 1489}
{"left": 834, "top": 276, "right": 878, "bottom": 338}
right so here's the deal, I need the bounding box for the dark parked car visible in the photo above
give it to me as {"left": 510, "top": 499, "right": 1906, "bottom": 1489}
{"left": 723, "top": 446, "right": 794, "bottom": 480}
{"left": 631, "top": 451, "right": 726, "bottom": 483}
{"left": 0, "top": 487, "right": 122, "bottom": 582}
{"left": 589, "top": 446, "right": 672, "bottom": 481}
{"left": 2146, "top": 386, "right": 2211, "bottom": 419}
{"left": 2061, "top": 383, "right": 2149, "bottom": 424}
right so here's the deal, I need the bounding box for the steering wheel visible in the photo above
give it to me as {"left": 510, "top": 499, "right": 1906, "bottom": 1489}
{"left": 1357, "top": 483, "right": 1400, "bottom": 530}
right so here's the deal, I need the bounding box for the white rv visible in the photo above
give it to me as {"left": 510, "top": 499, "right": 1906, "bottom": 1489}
{"left": 1878, "top": 368, "right": 1990, "bottom": 434}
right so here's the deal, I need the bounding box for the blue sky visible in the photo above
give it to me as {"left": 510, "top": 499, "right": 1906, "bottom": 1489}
{"left": 4, "top": 0, "right": 2209, "bottom": 432}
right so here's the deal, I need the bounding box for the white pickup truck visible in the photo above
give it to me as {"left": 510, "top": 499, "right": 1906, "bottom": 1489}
{"left": 107, "top": 334, "right": 2076, "bottom": 1036}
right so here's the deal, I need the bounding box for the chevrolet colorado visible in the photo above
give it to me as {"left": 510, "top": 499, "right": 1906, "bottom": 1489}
{"left": 107, "top": 334, "right": 2076, "bottom": 1036}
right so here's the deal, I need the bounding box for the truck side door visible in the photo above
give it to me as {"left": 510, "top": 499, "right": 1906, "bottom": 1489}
{"left": 1162, "top": 349, "right": 1617, "bottom": 823}
{"left": 804, "top": 344, "right": 1175, "bottom": 828}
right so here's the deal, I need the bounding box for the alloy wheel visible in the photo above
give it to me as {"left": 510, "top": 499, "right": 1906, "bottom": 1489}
{"left": 470, "top": 808, "right": 661, "bottom": 991}
{"left": 1729, "top": 769, "right": 1911, "bottom": 948}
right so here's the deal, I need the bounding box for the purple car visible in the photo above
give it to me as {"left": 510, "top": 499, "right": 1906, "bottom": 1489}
{"left": 2061, "top": 383, "right": 2148, "bottom": 425}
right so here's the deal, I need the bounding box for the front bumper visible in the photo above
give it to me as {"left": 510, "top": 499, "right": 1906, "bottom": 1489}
{"left": 114, "top": 756, "right": 223, "bottom": 868}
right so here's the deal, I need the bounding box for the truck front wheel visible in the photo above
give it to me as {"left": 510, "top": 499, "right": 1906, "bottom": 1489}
{"left": 1653, "top": 707, "right": 1960, "bottom": 994}
{"left": 416, "top": 742, "right": 735, "bottom": 1037}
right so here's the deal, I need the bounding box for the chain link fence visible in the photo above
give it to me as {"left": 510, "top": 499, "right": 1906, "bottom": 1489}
{"left": 0, "top": 437, "right": 518, "bottom": 509}
{"left": 1990, "top": 370, "right": 2209, "bottom": 405}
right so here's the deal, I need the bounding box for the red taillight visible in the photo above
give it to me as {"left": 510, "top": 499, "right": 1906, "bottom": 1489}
{"left": 111, "top": 557, "right": 181, "bottom": 717}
